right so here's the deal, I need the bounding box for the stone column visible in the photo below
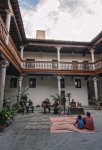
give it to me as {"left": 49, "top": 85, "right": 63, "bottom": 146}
{"left": 20, "top": 46, "right": 24, "bottom": 67}
{"left": 0, "top": 61, "right": 9, "bottom": 110}
{"left": 56, "top": 47, "right": 61, "bottom": 70}
{"left": 93, "top": 77, "right": 98, "bottom": 100}
{"left": 5, "top": 9, "right": 12, "bottom": 45}
{"left": 20, "top": 46, "right": 24, "bottom": 60}
{"left": 17, "top": 75, "right": 23, "bottom": 104}
{"left": 57, "top": 76, "right": 61, "bottom": 95}
{"left": 90, "top": 49, "right": 95, "bottom": 70}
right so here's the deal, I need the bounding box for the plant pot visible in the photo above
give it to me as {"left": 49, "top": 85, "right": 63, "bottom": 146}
{"left": 95, "top": 105, "right": 101, "bottom": 110}
{"left": 0, "top": 124, "right": 5, "bottom": 132}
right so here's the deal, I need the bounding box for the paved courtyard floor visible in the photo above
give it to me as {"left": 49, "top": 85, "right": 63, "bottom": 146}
{"left": 0, "top": 109, "right": 102, "bottom": 150}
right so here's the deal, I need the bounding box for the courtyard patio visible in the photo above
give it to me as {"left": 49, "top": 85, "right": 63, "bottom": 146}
{"left": 0, "top": 109, "right": 102, "bottom": 150}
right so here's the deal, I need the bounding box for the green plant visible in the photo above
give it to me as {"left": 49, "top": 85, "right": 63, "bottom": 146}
{"left": 89, "top": 96, "right": 102, "bottom": 105}
{"left": 19, "top": 86, "right": 29, "bottom": 97}
{"left": 51, "top": 93, "right": 64, "bottom": 104}
{"left": 0, "top": 110, "right": 8, "bottom": 125}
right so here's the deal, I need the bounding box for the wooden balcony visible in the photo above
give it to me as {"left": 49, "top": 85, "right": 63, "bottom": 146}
{"left": 0, "top": 15, "right": 8, "bottom": 41}
{"left": 0, "top": 15, "right": 21, "bottom": 70}
{"left": 23, "top": 60, "right": 94, "bottom": 71}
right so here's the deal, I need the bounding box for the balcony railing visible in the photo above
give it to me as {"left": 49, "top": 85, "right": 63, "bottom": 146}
{"left": 8, "top": 36, "right": 21, "bottom": 66}
{"left": 0, "top": 15, "right": 8, "bottom": 40}
{"left": 94, "top": 59, "right": 102, "bottom": 70}
{"left": 0, "top": 15, "right": 21, "bottom": 66}
{"left": 23, "top": 60, "right": 94, "bottom": 71}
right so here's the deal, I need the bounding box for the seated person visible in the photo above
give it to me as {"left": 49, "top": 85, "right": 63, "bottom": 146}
{"left": 53, "top": 100, "right": 59, "bottom": 114}
{"left": 42, "top": 98, "right": 50, "bottom": 114}
{"left": 26, "top": 99, "right": 34, "bottom": 113}
{"left": 70, "top": 99, "right": 76, "bottom": 107}
{"left": 83, "top": 112, "right": 94, "bottom": 130}
{"left": 18, "top": 99, "right": 25, "bottom": 114}
{"left": 74, "top": 115, "right": 85, "bottom": 129}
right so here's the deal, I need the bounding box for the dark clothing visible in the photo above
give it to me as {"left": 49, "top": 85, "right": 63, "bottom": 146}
{"left": 26, "top": 100, "right": 34, "bottom": 113}
{"left": 42, "top": 100, "right": 50, "bottom": 114}
{"left": 70, "top": 101, "right": 76, "bottom": 107}
{"left": 54, "top": 101, "right": 59, "bottom": 114}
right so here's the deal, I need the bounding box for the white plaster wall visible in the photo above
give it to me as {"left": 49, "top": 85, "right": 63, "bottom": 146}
{"left": 64, "top": 76, "right": 88, "bottom": 106}
{"left": 23, "top": 52, "right": 101, "bottom": 62}
{"left": 4, "top": 75, "right": 18, "bottom": 106}
{"left": 5, "top": 75, "right": 89, "bottom": 106}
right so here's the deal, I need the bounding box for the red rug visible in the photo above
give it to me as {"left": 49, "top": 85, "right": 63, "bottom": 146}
{"left": 50, "top": 116, "right": 97, "bottom": 133}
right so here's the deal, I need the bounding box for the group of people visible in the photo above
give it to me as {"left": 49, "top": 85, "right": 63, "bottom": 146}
{"left": 18, "top": 99, "right": 34, "bottom": 114}
{"left": 74, "top": 111, "right": 94, "bottom": 130}
{"left": 42, "top": 97, "right": 66, "bottom": 115}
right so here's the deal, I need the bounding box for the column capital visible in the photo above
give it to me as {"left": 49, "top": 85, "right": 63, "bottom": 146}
{"left": 1, "top": 60, "right": 9, "bottom": 68}
{"left": 57, "top": 76, "right": 61, "bottom": 80}
{"left": 93, "top": 77, "right": 98, "bottom": 82}
{"left": 56, "top": 46, "right": 61, "bottom": 51}
{"left": 6, "top": 9, "right": 12, "bottom": 16}
{"left": 90, "top": 49, "right": 95, "bottom": 53}
{"left": 19, "top": 75, "right": 23, "bottom": 80}
{"left": 20, "top": 46, "right": 24, "bottom": 50}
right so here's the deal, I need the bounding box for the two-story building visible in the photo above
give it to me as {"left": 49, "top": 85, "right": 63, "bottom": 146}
{"left": 0, "top": 0, "right": 102, "bottom": 109}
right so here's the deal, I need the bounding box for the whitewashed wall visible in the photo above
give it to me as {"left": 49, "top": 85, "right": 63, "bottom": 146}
{"left": 5, "top": 75, "right": 89, "bottom": 106}
{"left": 23, "top": 52, "right": 101, "bottom": 62}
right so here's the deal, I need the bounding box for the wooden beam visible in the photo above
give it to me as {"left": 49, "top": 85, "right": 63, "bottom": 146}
{"left": 27, "top": 42, "right": 88, "bottom": 48}
{"left": 8, "top": 0, "right": 22, "bottom": 42}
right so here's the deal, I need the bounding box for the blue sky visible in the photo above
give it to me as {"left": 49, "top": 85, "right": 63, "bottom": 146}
{"left": 18, "top": 0, "right": 102, "bottom": 41}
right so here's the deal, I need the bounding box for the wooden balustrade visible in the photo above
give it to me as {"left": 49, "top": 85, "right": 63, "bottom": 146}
{"left": 23, "top": 60, "right": 94, "bottom": 71}
{"left": 0, "top": 15, "right": 21, "bottom": 66}
{"left": 8, "top": 36, "right": 21, "bottom": 65}
{"left": 0, "top": 15, "right": 8, "bottom": 40}
{"left": 94, "top": 59, "right": 102, "bottom": 70}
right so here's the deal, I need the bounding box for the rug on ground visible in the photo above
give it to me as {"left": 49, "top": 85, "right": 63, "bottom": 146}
{"left": 50, "top": 116, "right": 97, "bottom": 133}
{"left": 25, "top": 114, "right": 51, "bottom": 129}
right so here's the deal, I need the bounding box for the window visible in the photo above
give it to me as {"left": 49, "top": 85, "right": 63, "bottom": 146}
{"left": 75, "top": 79, "right": 81, "bottom": 88}
{"left": 61, "top": 79, "right": 65, "bottom": 88}
{"left": 29, "top": 78, "right": 36, "bottom": 88}
{"left": 10, "top": 78, "right": 17, "bottom": 88}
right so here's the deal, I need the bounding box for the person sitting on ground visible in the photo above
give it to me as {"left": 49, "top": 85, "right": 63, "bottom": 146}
{"left": 26, "top": 99, "right": 34, "bottom": 113}
{"left": 74, "top": 115, "right": 85, "bottom": 129}
{"left": 70, "top": 99, "right": 76, "bottom": 107}
{"left": 83, "top": 112, "right": 94, "bottom": 130}
{"left": 42, "top": 98, "right": 51, "bottom": 114}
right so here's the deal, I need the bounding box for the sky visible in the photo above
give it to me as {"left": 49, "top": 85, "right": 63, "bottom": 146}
{"left": 18, "top": 0, "right": 102, "bottom": 42}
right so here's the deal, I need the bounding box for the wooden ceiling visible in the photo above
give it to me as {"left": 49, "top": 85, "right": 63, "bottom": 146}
{"left": 0, "top": 0, "right": 26, "bottom": 50}
{"left": 0, "top": 0, "right": 102, "bottom": 54}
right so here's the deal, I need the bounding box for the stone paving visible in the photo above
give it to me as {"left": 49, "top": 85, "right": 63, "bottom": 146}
{"left": 0, "top": 109, "right": 102, "bottom": 150}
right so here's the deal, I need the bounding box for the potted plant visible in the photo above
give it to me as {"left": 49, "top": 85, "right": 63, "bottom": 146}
{"left": 51, "top": 93, "right": 64, "bottom": 104}
{"left": 89, "top": 96, "right": 102, "bottom": 110}
{"left": 0, "top": 110, "right": 8, "bottom": 132}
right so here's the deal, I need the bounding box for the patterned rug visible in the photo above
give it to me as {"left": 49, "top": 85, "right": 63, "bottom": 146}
{"left": 25, "top": 114, "right": 51, "bottom": 130}
{"left": 50, "top": 116, "right": 97, "bottom": 133}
